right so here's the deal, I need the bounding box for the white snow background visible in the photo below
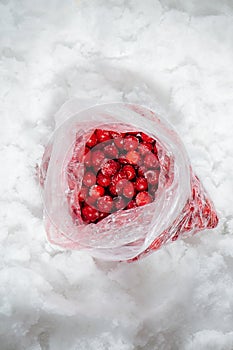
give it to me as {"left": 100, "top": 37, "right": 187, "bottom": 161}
{"left": 1, "top": 0, "right": 233, "bottom": 349}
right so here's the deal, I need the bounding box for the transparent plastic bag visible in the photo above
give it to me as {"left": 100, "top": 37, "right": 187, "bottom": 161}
{"left": 39, "top": 101, "right": 218, "bottom": 261}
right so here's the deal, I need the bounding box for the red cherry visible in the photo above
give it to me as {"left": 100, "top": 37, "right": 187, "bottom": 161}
{"left": 138, "top": 142, "right": 153, "bottom": 155}
{"left": 145, "top": 170, "right": 160, "bottom": 185}
{"left": 82, "top": 205, "right": 99, "bottom": 223}
{"left": 136, "top": 191, "right": 153, "bottom": 206}
{"left": 144, "top": 153, "right": 159, "bottom": 169}
{"left": 122, "top": 181, "right": 135, "bottom": 198}
{"left": 95, "top": 129, "right": 111, "bottom": 143}
{"left": 125, "top": 151, "right": 141, "bottom": 165}
{"left": 126, "top": 200, "right": 137, "bottom": 209}
{"left": 123, "top": 135, "right": 139, "bottom": 151}
{"left": 91, "top": 150, "right": 106, "bottom": 168}
{"left": 115, "top": 179, "right": 128, "bottom": 195}
{"left": 112, "top": 171, "right": 127, "bottom": 185}
{"left": 98, "top": 211, "right": 109, "bottom": 221}
{"left": 109, "top": 183, "right": 118, "bottom": 196}
{"left": 118, "top": 157, "right": 129, "bottom": 165}
{"left": 96, "top": 172, "right": 111, "bottom": 187}
{"left": 114, "top": 136, "right": 124, "bottom": 150}
{"left": 104, "top": 144, "right": 119, "bottom": 158}
{"left": 122, "top": 165, "right": 136, "bottom": 180}
{"left": 140, "top": 132, "right": 154, "bottom": 143}
{"left": 110, "top": 131, "right": 121, "bottom": 139}
{"left": 101, "top": 160, "right": 120, "bottom": 177}
{"left": 82, "top": 171, "right": 96, "bottom": 187}
{"left": 84, "top": 150, "right": 92, "bottom": 167}
{"left": 137, "top": 166, "right": 147, "bottom": 177}
{"left": 135, "top": 177, "right": 148, "bottom": 192}
{"left": 78, "top": 187, "right": 88, "bottom": 202}
{"left": 113, "top": 196, "right": 126, "bottom": 210}
{"left": 89, "top": 185, "right": 105, "bottom": 199}
{"left": 86, "top": 132, "right": 97, "bottom": 148}
{"left": 85, "top": 195, "right": 96, "bottom": 206}
{"left": 97, "top": 195, "right": 113, "bottom": 213}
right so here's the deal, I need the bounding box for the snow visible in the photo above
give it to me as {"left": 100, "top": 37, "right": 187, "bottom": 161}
{"left": 1, "top": 0, "right": 233, "bottom": 349}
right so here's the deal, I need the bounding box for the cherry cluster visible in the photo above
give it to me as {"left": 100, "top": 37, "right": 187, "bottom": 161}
{"left": 70, "top": 129, "right": 161, "bottom": 224}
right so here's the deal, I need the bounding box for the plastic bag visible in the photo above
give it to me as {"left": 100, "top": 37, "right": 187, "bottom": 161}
{"left": 39, "top": 101, "right": 218, "bottom": 261}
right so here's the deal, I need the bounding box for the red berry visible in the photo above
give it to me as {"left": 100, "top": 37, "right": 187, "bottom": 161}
{"left": 126, "top": 200, "right": 137, "bottom": 210}
{"left": 104, "top": 144, "right": 119, "bottom": 158}
{"left": 118, "top": 157, "right": 129, "bottom": 165}
{"left": 113, "top": 196, "right": 126, "bottom": 210}
{"left": 84, "top": 150, "right": 92, "bottom": 167}
{"left": 140, "top": 132, "right": 154, "bottom": 143}
{"left": 110, "top": 131, "right": 121, "bottom": 139}
{"left": 109, "top": 183, "right": 118, "bottom": 196}
{"left": 135, "top": 177, "right": 148, "bottom": 192}
{"left": 123, "top": 181, "right": 135, "bottom": 198}
{"left": 144, "top": 153, "right": 159, "bottom": 169}
{"left": 95, "top": 129, "right": 111, "bottom": 143}
{"left": 85, "top": 195, "right": 96, "bottom": 206}
{"left": 86, "top": 132, "right": 97, "bottom": 148}
{"left": 91, "top": 150, "right": 106, "bottom": 168}
{"left": 112, "top": 171, "right": 127, "bottom": 185}
{"left": 115, "top": 179, "right": 128, "bottom": 195}
{"left": 114, "top": 136, "right": 124, "bottom": 149}
{"left": 98, "top": 211, "right": 109, "bottom": 221}
{"left": 122, "top": 165, "right": 136, "bottom": 180}
{"left": 78, "top": 187, "right": 88, "bottom": 202}
{"left": 83, "top": 171, "right": 96, "bottom": 187}
{"left": 125, "top": 151, "right": 141, "bottom": 165}
{"left": 82, "top": 205, "right": 99, "bottom": 223}
{"left": 123, "top": 135, "right": 139, "bottom": 151}
{"left": 89, "top": 185, "right": 105, "bottom": 199}
{"left": 97, "top": 195, "right": 113, "bottom": 213}
{"left": 138, "top": 142, "right": 153, "bottom": 155}
{"left": 101, "top": 160, "right": 120, "bottom": 177}
{"left": 136, "top": 191, "right": 153, "bottom": 206}
{"left": 137, "top": 166, "right": 147, "bottom": 177}
{"left": 96, "top": 172, "right": 111, "bottom": 187}
{"left": 145, "top": 170, "right": 160, "bottom": 185}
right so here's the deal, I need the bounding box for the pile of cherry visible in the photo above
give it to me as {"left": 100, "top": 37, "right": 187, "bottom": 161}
{"left": 69, "top": 129, "right": 162, "bottom": 224}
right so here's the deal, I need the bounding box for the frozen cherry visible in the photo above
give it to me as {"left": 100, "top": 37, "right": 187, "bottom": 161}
{"left": 84, "top": 150, "right": 92, "bottom": 167}
{"left": 82, "top": 204, "right": 99, "bottom": 223}
{"left": 138, "top": 142, "right": 153, "bottom": 155}
{"left": 137, "top": 166, "right": 147, "bottom": 177}
{"left": 122, "top": 165, "right": 136, "bottom": 180}
{"left": 97, "top": 195, "right": 113, "bottom": 213}
{"left": 89, "top": 185, "right": 105, "bottom": 200}
{"left": 95, "top": 129, "right": 111, "bottom": 143}
{"left": 140, "top": 132, "right": 154, "bottom": 143}
{"left": 109, "top": 183, "right": 118, "bottom": 196}
{"left": 110, "top": 131, "right": 121, "bottom": 139}
{"left": 145, "top": 170, "right": 160, "bottom": 185}
{"left": 135, "top": 177, "right": 148, "bottom": 192}
{"left": 126, "top": 200, "right": 137, "bottom": 209}
{"left": 123, "top": 135, "right": 139, "bottom": 151}
{"left": 86, "top": 132, "right": 97, "bottom": 148}
{"left": 78, "top": 186, "right": 89, "bottom": 202}
{"left": 91, "top": 150, "right": 106, "bottom": 168}
{"left": 83, "top": 171, "right": 96, "bottom": 187}
{"left": 113, "top": 196, "right": 126, "bottom": 210}
{"left": 114, "top": 136, "right": 124, "bottom": 150}
{"left": 144, "top": 153, "right": 159, "bottom": 169}
{"left": 96, "top": 172, "right": 111, "bottom": 187}
{"left": 136, "top": 191, "right": 153, "bottom": 206}
{"left": 104, "top": 144, "right": 119, "bottom": 158}
{"left": 125, "top": 150, "right": 141, "bottom": 165}
{"left": 98, "top": 211, "right": 109, "bottom": 221}
{"left": 122, "top": 181, "right": 135, "bottom": 198}
{"left": 101, "top": 160, "right": 120, "bottom": 177}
